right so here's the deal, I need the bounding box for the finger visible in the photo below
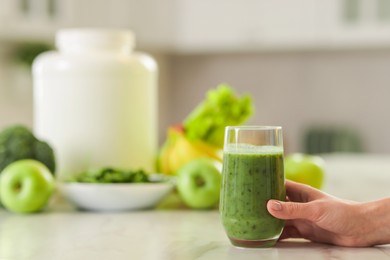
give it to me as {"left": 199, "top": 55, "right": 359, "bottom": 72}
{"left": 285, "top": 180, "right": 325, "bottom": 202}
{"left": 267, "top": 199, "right": 321, "bottom": 222}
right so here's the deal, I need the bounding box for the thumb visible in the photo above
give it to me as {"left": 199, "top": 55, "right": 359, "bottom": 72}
{"left": 267, "top": 200, "right": 320, "bottom": 222}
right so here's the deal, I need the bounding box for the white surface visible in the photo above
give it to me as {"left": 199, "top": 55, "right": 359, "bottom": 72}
{"left": 60, "top": 182, "right": 174, "bottom": 211}
{"left": 0, "top": 208, "right": 389, "bottom": 260}
{"left": 0, "top": 154, "right": 390, "bottom": 259}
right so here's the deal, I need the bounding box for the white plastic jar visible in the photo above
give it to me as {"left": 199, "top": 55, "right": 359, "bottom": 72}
{"left": 33, "top": 28, "right": 158, "bottom": 180}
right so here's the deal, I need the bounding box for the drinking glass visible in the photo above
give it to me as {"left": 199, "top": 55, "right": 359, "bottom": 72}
{"left": 220, "top": 126, "right": 285, "bottom": 248}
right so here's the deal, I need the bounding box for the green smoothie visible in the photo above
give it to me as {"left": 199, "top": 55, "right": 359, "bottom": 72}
{"left": 220, "top": 144, "right": 285, "bottom": 247}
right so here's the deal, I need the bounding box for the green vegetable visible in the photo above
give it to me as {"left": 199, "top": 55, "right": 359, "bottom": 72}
{"left": 13, "top": 42, "right": 53, "bottom": 68}
{"left": 183, "top": 84, "right": 254, "bottom": 148}
{"left": 0, "top": 125, "right": 56, "bottom": 174}
{"left": 68, "top": 168, "right": 151, "bottom": 183}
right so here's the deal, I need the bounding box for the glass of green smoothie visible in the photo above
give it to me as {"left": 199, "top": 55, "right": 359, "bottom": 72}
{"left": 220, "top": 126, "right": 285, "bottom": 248}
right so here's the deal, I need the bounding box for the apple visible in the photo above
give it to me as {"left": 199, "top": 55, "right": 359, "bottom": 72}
{"left": 176, "top": 158, "right": 222, "bottom": 209}
{"left": 0, "top": 159, "right": 55, "bottom": 213}
{"left": 284, "top": 153, "right": 325, "bottom": 189}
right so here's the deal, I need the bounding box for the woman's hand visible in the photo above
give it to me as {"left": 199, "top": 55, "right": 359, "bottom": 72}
{"left": 267, "top": 180, "right": 390, "bottom": 247}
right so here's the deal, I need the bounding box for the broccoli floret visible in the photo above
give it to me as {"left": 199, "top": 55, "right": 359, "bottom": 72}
{"left": 0, "top": 125, "right": 56, "bottom": 174}
{"left": 34, "top": 140, "right": 56, "bottom": 174}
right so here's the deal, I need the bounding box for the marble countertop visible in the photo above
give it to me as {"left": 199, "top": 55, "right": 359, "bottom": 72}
{"left": 1, "top": 153, "right": 390, "bottom": 260}
{"left": 1, "top": 208, "right": 390, "bottom": 260}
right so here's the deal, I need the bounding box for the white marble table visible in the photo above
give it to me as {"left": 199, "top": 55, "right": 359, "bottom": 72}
{"left": 0, "top": 207, "right": 390, "bottom": 260}
{"left": 1, "top": 154, "right": 390, "bottom": 260}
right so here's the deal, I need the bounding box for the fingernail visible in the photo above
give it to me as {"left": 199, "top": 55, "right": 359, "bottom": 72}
{"left": 270, "top": 200, "right": 282, "bottom": 211}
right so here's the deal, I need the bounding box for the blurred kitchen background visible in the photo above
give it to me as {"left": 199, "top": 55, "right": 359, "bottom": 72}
{"left": 2, "top": 0, "right": 390, "bottom": 154}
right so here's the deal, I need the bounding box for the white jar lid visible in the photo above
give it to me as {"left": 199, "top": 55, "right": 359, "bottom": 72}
{"left": 56, "top": 28, "right": 135, "bottom": 53}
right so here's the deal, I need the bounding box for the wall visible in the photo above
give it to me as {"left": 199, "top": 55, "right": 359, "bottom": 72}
{"left": 167, "top": 50, "right": 390, "bottom": 154}
{"left": 0, "top": 45, "right": 33, "bottom": 129}
{"left": 2, "top": 47, "right": 390, "bottom": 154}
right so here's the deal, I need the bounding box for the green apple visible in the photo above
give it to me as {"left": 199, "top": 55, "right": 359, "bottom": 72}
{"left": 285, "top": 153, "right": 325, "bottom": 189}
{"left": 0, "top": 159, "right": 55, "bottom": 213}
{"left": 176, "top": 158, "right": 221, "bottom": 209}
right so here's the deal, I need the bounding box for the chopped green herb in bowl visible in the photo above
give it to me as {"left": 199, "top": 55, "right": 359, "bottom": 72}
{"left": 67, "top": 168, "right": 151, "bottom": 184}
{"left": 61, "top": 168, "right": 175, "bottom": 211}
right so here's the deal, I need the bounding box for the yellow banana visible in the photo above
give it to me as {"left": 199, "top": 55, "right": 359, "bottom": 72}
{"left": 157, "top": 126, "right": 222, "bottom": 175}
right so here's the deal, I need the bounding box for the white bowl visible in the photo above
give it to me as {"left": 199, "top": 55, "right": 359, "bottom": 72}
{"left": 60, "top": 179, "right": 175, "bottom": 211}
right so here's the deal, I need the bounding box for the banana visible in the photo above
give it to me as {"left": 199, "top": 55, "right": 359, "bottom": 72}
{"left": 157, "top": 126, "right": 222, "bottom": 175}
